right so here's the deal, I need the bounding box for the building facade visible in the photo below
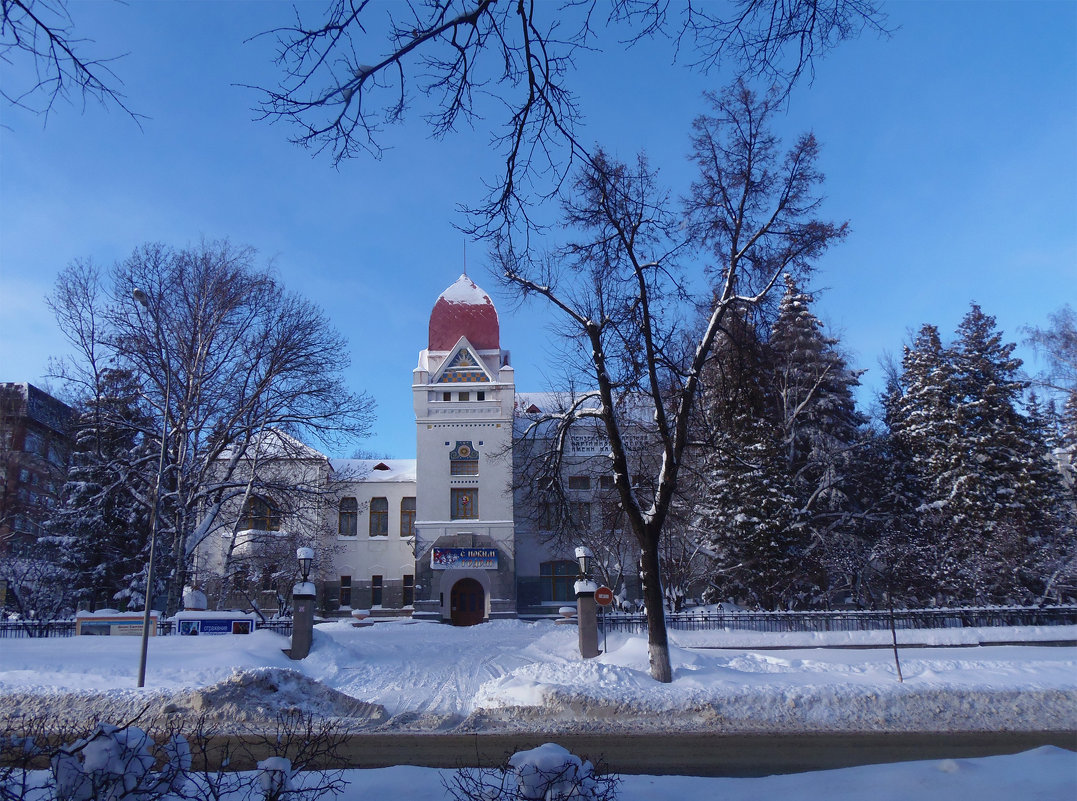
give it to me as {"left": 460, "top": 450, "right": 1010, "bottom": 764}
{"left": 196, "top": 275, "right": 628, "bottom": 623}
{"left": 0, "top": 383, "right": 71, "bottom": 554}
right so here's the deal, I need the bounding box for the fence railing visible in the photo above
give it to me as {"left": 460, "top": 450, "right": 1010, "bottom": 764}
{"left": 600, "top": 605, "right": 1077, "bottom": 634}
{"left": 3, "top": 606, "right": 1074, "bottom": 639}
{"left": 0, "top": 617, "right": 295, "bottom": 639}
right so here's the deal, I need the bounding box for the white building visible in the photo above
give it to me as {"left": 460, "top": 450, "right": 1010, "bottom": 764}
{"left": 200, "top": 274, "right": 625, "bottom": 623}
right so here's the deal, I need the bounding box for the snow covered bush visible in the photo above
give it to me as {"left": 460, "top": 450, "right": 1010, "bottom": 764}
{"left": 50, "top": 723, "right": 189, "bottom": 801}
{"left": 447, "top": 743, "right": 618, "bottom": 801}
{"left": 255, "top": 757, "right": 293, "bottom": 801}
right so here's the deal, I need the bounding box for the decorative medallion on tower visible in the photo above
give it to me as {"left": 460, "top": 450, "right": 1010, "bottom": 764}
{"left": 450, "top": 441, "right": 478, "bottom": 461}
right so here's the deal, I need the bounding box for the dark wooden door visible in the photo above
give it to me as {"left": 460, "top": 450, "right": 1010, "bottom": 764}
{"left": 450, "top": 578, "right": 485, "bottom": 626}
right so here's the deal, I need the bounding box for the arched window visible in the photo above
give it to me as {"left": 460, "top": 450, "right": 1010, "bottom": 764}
{"left": 241, "top": 496, "right": 281, "bottom": 531}
{"left": 369, "top": 496, "right": 389, "bottom": 536}
{"left": 338, "top": 497, "right": 358, "bottom": 537}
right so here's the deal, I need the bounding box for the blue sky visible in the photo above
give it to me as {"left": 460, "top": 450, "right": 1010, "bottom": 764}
{"left": 2, "top": 1, "right": 1074, "bottom": 458}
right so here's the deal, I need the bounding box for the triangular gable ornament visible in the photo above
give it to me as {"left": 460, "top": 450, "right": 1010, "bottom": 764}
{"left": 432, "top": 337, "right": 494, "bottom": 384}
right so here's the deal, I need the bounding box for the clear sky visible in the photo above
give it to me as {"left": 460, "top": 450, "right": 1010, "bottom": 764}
{"left": 2, "top": 1, "right": 1074, "bottom": 458}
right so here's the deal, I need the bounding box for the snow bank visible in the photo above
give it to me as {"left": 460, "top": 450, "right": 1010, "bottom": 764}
{"left": 0, "top": 619, "right": 1073, "bottom": 735}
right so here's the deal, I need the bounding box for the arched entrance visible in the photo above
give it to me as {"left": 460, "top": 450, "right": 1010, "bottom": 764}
{"left": 450, "top": 578, "right": 486, "bottom": 626}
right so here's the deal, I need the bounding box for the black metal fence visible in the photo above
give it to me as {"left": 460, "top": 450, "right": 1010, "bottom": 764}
{"left": 0, "top": 617, "right": 294, "bottom": 639}
{"left": 600, "top": 605, "right": 1077, "bottom": 634}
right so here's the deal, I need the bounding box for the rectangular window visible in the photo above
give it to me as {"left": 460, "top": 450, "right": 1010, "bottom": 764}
{"left": 459, "top": 391, "right": 470, "bottom": 401}
{"left": 540, "top": 560, "right": 577, "bottom": 603}
{"left": 451, "top": 488, "right": 478, "bottom": 519}
{"left": 443, "top": 391, "right": 452, "bottom": 401}
{"left": 476, "top": 391, "right": 485, "bottom": 401}
{"left": 540, "top": 501, "right": 560, "bottom": 530}
{"left": 400, "top": 497, "right": 416, "bottom": 537}
{"left": 403, "top": 574, "right": 415, "bottom": 607}
{"left": 450, "top": 459, "right": 479, "bottom": 475}
{"left": 340, "top": 576, "right": 352, "bottom": 607}
{"left": 568, "top": 475, "right": 591, "bottom": 491}
{"left": 599, "top": 475, "right": 615, "bottom": 490}
{"left": 338, "top": 497, "right": 358, "bottom": 537}
{"left": 371, "top": 575, "right": 383, "bottom": 607}
{"left": 572, "top": 502, "right": 592, "bottom": 528}
{"left": 369, "top": 496, "right": 388, "bottom": 536}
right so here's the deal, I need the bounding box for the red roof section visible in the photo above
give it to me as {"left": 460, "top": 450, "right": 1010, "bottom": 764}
{"left": 428, "top": 275, "right": 500, "bottom": 351}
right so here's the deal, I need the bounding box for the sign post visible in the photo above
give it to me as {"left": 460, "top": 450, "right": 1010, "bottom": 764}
{"left": 595, "top": 586, "right": 614, "bottom": 655}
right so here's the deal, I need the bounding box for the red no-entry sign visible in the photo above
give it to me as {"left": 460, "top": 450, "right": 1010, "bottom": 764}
{"left": 595, "top": 586, "right": 615, "bottom": 606}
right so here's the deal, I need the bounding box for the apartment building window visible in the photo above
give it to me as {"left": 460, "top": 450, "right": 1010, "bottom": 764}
{"left": 451, "top": 488, "right": 478, "bottom": 519}
{"left": 371, "top": 575, "right": 383, "bottom": 607}
{"left": 568, "top": 475, "right": 591, "bottom": 491}
{"left": 339, "top": 576, "right": 352, "bottom": 607}
{"left": 369, "top": 496, "right": 388, "bottom": 536}
{"left": 599, "top": 475, "right": 615, "bottom": 490}
{"left": 400, "top": 497, "right": 416, "bottom": 537}
{"left": 338, "top": 497, "right": 358, "bottom": 537}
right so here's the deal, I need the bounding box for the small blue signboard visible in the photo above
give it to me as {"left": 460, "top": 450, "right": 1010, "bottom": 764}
{"left": 431, "top": 547, "right": 498, "bottom": 570}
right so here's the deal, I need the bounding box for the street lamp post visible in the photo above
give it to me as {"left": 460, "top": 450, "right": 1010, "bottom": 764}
{"left": 134, "top": 288, "right": 170, "bottom": 688}
{"left": 574, "top": 546, "right": 600, "bottom": 659}
{"left": 287, "top": 547, "right": 317, "bottom": 660}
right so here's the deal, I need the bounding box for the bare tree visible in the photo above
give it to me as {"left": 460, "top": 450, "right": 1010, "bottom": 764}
{"left": 254, "top": 0, "right": 884, "bottom": 237}
{"left": 503, "top": 83, "right": 847, "bottom": 681}
{"left": 48, "top": 241, "right": 375, "bottom": 615}
{"left": 0, "top": 0, "right": 139, "bottom": 122}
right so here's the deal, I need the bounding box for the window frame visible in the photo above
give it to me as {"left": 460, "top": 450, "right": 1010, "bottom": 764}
{"left": 539, "top": 560, "right": 578, "bottom": 603}
{"left": 400, "top": 496, "right": 416, "bottom": 537}
{"left": 241, "top": 496, "right": 282, "bottom": 532}
{"left": 450, "top": 488, "right": 479, "bottom": 519}
{"left": 338, "top": 497, "right": 358, "bottom": 537}
{"left": 368, "top": 496, "right": 389, "bottom": 537}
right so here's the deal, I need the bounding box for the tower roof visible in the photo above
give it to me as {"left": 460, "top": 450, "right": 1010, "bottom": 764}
{"left": 428, "top": 274, "right": 500, "bottom": 351}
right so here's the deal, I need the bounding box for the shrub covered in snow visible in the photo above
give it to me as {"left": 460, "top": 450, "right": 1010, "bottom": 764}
{"left": 448, "top": 742, "right": 618, "bottom": 801}
{"left": 50, "top": 723, "right": 190, "bottom": 801}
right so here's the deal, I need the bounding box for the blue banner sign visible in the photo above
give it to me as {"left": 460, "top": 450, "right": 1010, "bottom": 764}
{"left": 431, "top": 547, "right": 498, "bottom": 570}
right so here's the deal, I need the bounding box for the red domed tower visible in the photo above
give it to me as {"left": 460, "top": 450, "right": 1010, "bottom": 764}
{"left": 427, "top": 274, "right": 500, "bottom": 351}
{"left": 412, "top": 274, "right": 516, "bottom": 624}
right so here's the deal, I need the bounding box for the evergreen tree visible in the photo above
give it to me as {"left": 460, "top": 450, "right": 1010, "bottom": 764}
{"left": 889, "top": 305, "right": 1071, "bottom": 604}
{"left": 693, "top": 414, "right": 812, "bottom": 609}
{"left": 43, "top": 369, "right": 154, "bottom": 610}
{"left": 769, "top": 276, "right": 866, "bottom": 602}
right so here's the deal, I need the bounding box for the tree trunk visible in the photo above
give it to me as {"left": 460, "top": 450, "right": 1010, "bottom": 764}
{"left": 640, "top": 534, "right": 673, "bottom": 683}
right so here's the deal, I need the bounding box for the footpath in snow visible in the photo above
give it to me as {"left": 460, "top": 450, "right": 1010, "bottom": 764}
{"left": 0, "top": 619, "right": 1074, "bottom": 735}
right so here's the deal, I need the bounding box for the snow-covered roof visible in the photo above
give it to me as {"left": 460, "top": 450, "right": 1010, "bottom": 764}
{"left": 217, "top": 429, "right": 328, "bottom": 462}
{"left": 429, "top": 274, "right": 500, "bottom": 351}
{"left": 330, "top": 458, "right": 417, "bottom": 483}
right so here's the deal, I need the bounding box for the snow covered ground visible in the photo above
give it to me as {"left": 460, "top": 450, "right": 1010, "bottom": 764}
{"left": 1, "top": 619, "right": 1074, "bottom": 799}
{"left": 1, "top": 619, "right": 1074, "bottom": 732}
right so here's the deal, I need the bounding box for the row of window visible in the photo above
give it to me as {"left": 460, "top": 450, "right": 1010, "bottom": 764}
{"left": 340, "top": 574, "right": 415, "bottom": 607}
{"left": 339, "top": 496, "right": 416, "bottom": 538}
{"left": 435, "top": 390, "right": 486, "bottom": 402}
{"left": 567, "top": 475, "right": 616, "bottom": 491}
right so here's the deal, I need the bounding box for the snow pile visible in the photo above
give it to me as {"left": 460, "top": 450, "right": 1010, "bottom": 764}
{"left": 0, "top": 619, "right": 1073, "bottom": 735}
